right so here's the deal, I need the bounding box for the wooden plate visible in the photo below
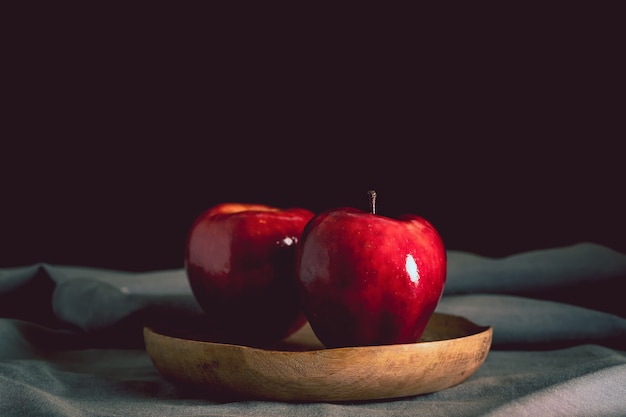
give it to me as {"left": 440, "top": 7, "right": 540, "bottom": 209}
{"left": 144, "top": 313, "right": 492, "bottom": 402}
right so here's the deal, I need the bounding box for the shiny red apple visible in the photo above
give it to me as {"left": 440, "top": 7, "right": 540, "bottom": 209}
{"left": 296, "top": 191, "right": 447, "bottom": 348}
{"left": 185, "top": 203, "right": 315, "bottom": 346}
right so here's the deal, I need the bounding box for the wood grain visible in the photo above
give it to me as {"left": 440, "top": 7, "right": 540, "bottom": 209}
{"left": 144, "top": 313, "right": 492, "bottom": 402}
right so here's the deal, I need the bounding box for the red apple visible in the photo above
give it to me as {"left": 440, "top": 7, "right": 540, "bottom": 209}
{"left": 185, "top": 203, "right": 315, "bottom": 346}
{"left": 296, "top": 191, "right": 447, "bottom": 348}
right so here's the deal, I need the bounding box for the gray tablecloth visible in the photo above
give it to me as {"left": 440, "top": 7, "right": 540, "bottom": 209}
{"left": 1, "top": 242, "right": 625, "bottom": 416}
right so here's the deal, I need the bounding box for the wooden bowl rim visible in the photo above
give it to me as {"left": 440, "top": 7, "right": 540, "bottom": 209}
{"left": 144, "top": 312, "right": 492, "bottom": 354}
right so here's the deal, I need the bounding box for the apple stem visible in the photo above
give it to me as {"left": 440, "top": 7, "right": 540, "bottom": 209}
{"left": 367, "top": 190, "right": 377, "bottom": 214}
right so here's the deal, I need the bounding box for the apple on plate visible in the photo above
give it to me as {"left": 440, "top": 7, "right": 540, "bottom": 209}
{"left": 296, "top": 190, "right": 447, "bottom": 348}
{"left": 184, "top": 203, "right": 315, "bottom": 346}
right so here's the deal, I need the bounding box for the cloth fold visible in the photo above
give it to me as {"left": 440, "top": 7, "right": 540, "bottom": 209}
{"left": 437, "top": 294, "right": 626, "bottom": 350}
{"left": 1, "top": 242, "right": 625, "bottom": 416}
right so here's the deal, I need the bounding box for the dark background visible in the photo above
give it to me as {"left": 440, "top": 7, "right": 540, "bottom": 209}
{"left": 3, "top": 5, "right": 625, "bottom": 271}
